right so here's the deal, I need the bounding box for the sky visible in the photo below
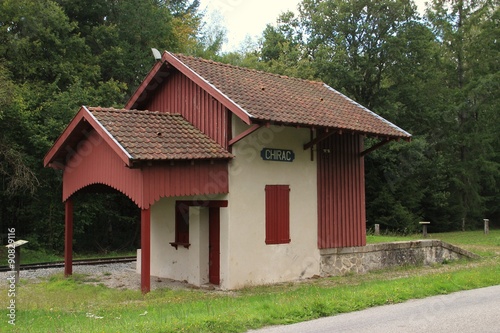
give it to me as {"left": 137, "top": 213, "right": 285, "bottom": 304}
{"left": 198, "top": 0, "right": 302, "bottom": 52}
{"left": 198, "top": 0, "right": 429, "bottom": 53}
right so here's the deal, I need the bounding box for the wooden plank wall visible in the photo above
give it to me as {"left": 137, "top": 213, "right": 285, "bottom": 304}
{"left": 63, "top": 130, "right": 143, "bottom": 206}
{"left": 145, "top": 71, "right": 229, "bottom": 149}
{"left": 63, "top": 130, "right": 229, "bottom": 209}
{"left": 317, "top": 133, "right": 366, "bottom": 248}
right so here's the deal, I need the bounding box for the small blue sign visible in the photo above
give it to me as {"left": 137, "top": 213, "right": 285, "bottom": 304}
{"left": 261, "top": 148, "right": 295, "bottom": 162}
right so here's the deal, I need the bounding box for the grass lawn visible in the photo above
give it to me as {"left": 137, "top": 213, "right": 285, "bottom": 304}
{"left": 1, "top": 230, "right": 499, "bottom": 332}
{"left": 367, "top": 229, "right": 500, "bottom": 256}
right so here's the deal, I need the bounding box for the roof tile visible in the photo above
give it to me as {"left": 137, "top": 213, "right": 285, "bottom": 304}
{"left": 173, "top": 53, "right": 411, "bottom": 139}
{"left": 88, "top": 107, "right": 232, "bottom": 161}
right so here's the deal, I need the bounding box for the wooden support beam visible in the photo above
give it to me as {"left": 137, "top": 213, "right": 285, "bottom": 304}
{"left": 303, "top": 129, "right": 336, "bottom": 150}
{"left": 141, "top": 207, "right": 151, "bottom": 294}
{"left": 360, "top": 139, "right": 391, "bottom": 156}
{"left": 64, "top": 199, "right": 73, "bottom": 277}
{"left": 228, "top": 124, "right": 262, "bottom": 146}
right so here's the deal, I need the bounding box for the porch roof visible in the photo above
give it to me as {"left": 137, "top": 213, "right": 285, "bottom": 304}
{"left": 89, "top": 107, "right": 232, "bottom": 161}
{"left": 44, "top": 106, "right": 232, "bottom": 169}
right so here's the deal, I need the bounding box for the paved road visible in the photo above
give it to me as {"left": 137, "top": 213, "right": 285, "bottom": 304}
{"left": 248, "top": 285, "right": 500, "bottom": 333}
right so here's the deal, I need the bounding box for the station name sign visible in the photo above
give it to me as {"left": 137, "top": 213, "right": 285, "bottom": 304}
{"left": 260, "top": 148, "right": 295, "bottom": 162}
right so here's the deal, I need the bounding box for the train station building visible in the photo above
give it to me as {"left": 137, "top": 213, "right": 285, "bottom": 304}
{"left": 44, "top": 51, "right": 411, "bottom": 292}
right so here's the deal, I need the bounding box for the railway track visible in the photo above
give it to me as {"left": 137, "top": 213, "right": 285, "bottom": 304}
{"left": 0, "top": 256, "right": 136, "bottom": 273}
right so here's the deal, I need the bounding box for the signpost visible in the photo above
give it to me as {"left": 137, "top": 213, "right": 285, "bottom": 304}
{"left": 261, "top": 148, "right": 295, "bottom": 162}
{"left": 6, "top": 240, "right": 28, "bottom": 284}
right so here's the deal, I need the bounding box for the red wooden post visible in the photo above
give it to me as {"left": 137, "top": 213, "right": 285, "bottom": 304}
{"left": 64, "top": 198, "right": 73, "bottom": 276}
{"left": 141, "top": 207, "right": 151, "bottom": 293}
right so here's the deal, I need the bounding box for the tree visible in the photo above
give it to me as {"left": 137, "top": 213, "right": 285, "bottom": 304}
{"left": 426, "top": 0, "right": 500, "bottom": 229}
{"left": 255, "top": 0, "right": 499, "bottom": 231}
{"left": 0, "top": 0, "right": 95, "bottom": 88}
{"left": 299, "top": 0, "right": 419, "bottom": 108}
{"left": 258, "top": 11, "right": 315, "bottom": 79}
{"left": 195, "top": 9, "right": 227, "bottom": 58}
{"left": 54, "top": 0, "right": 178, "bottom": 92}
{"left": 166, "top": 0, "right": 200, "bottom": 17}
{"left": 0, "top": 64, "right": 39, "bottom": 197}
{"left": 0, "top": 0, "right": 207, "bottom": 252}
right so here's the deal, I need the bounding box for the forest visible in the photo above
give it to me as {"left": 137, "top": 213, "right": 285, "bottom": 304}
{"left": 0, "top": 0, "right": 498, "bottom": 254}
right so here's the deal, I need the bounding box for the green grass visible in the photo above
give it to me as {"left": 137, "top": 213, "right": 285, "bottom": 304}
{"left": 1, "top": 230, "right": 499, "bottom": 333}
{"left": 367, "top": 229, "right": 500, "bottom": 245}
{"left": 367, "top": 229, "right": 500, "bottom": 256}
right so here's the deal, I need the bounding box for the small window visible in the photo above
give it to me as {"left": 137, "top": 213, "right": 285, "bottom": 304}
{"left": 170, "top": 201, "right": 190, "bottom": 249}
{"left": 265, "top": 185, "right": 291, "bottom": 244}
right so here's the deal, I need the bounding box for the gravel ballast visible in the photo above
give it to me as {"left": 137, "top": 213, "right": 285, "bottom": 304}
{"left": 0, "top": 262, "right": 194, "bottom": 290}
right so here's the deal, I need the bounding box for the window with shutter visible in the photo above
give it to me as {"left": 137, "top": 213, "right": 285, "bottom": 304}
{"left": 265, "top": 185, "right": 291, "bottom": 244}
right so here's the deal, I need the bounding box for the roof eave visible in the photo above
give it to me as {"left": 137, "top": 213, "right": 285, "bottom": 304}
{"left": 322, "top": 83, "right": 412, "bottom": 139}
{"left": 43, "top": 106, "right": 87, "bottom": 168}
{"left": 129, "top": 156, "right": 233, "bottom": 167}
{"left": 247, "top": 117, "right": 412, "bottom": 142}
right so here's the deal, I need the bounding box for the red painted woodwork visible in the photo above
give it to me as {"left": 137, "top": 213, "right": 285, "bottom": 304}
{"left": 360, "top": 138, "right": 391, "bottom": 156}
{"left": 125, "top": 60, "right": 165, "bottom": 111}
{"left": 144, "top": 71, "right": 230, "bottom": 149}
{"left": 44, "top": 106, "right": 131, "bottom": 169}
{"left": 62, "top": 130, "right": 229, "bottom": 209}
{"left": 174, "top": 202, "right": 190, "bottom": 245}
{"left": 265, "top": 185, "right": 291, "bottom": 244}
{"left": 303, "top": 129, "right": 336, "bottom": 150}
{"left": 63, "top": 130, "right": 142, "bottom": 205}
{"left": 170, "top": 201, "right": 228, "bottom": 250}
{"left": 138, "top": 52, "right": 251, "bottom": 125}
{"left": 141, "top": 208, "right": 151, "bottom": 294}
{"left": 317, "top": 134, "right": 366, "bottom": 248}
{"left": 228, "top": 123, "right": 262, "bottom": 146}
{"left": 64, "top": 199, "right": 73, "bottom": 276}
{"left": 141, "top": 163, "right": 228, "bottom": 208}
{"left": 209, "top": 208, "right": 220, "bottom": 285}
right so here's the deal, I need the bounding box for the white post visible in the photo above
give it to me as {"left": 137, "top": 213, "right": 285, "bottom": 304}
{"left": 484, "top": 219, "right": 489, "bottom": 235}
{"left": 419, "top": 222, "right": 430, "bottom": 238}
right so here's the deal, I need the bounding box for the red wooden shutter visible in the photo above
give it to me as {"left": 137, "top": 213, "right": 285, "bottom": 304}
{"left": 265, "top": 185, "right": 291, "bottom": 244}
{"left": 175, "top": 202, "right": 190, "bottom": 244}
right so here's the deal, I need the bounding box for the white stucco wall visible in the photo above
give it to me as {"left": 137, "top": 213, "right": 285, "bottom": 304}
{"left": 140, "top": 195, "right": 226, "bottom": 287}
{"left": 224, "top": 119, "right": 319, "bottom": 289}
{"left": 140, "top": 119, "right": 319, "bottom": 290}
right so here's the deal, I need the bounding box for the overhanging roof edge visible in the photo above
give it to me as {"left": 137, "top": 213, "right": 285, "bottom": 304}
{"left": 164, "top": 51, "right": 253, "bottom": 125}
{"left": 43, "top": 107, "right": 87, "bottom": 168}
{"left": 322, "top": 83, "right": 412, "bottom": 139}
{"left": 125, "top": 60, "right": 164, "bottom": 110}
{"left": 43, "top": 106, "right": 133, "bottom": 169}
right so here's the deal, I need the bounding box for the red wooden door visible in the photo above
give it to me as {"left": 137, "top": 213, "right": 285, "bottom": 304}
{"left": 209, "top": 208, "right": 220, "bottom": 285}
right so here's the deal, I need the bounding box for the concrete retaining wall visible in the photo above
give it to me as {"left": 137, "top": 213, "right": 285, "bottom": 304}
{"left": 320, "top": 240, "right": 479, "bottom": 277}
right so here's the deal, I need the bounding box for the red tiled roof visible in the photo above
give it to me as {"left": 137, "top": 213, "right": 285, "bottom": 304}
{"left": 88, "top": 107, "right": 232, "bottom": 160}
{"left": 171, "top": 53, "right": 411, "bottom": 139}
